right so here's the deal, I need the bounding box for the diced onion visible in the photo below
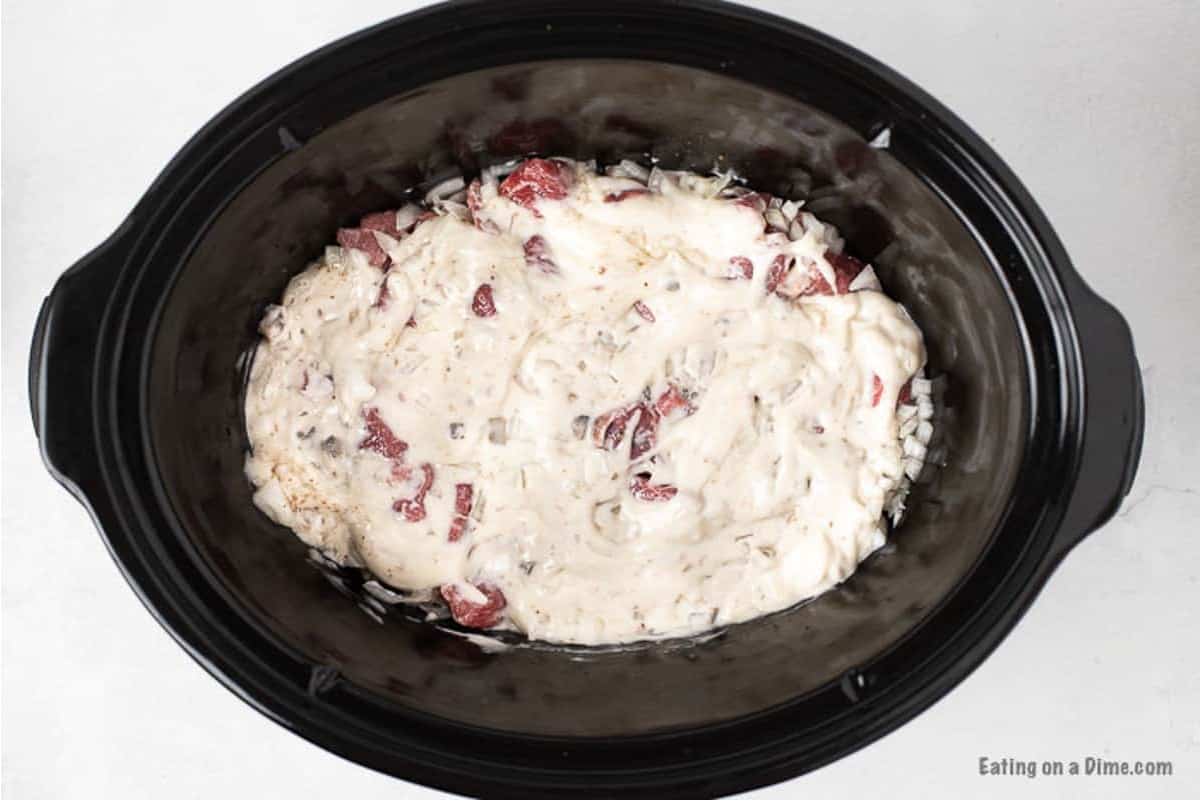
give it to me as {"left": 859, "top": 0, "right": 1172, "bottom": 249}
{"left": 848, "top": 264, "right": 882, "bottom": 292}
{"left": 425, "top": 175, "right": 466, "bottom": 203}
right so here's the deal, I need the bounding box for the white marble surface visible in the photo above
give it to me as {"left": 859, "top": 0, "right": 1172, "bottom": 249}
{"left": 3, "top": 1, "right": 1198, "bottom": 797}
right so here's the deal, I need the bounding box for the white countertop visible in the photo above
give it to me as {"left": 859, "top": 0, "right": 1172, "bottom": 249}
{"left": 3, "top": 1, "right": 1198, "bottom": 797}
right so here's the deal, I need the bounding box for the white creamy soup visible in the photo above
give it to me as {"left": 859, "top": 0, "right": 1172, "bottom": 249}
{"left": 244, "top": 157, "right": 932, "bottom": 644}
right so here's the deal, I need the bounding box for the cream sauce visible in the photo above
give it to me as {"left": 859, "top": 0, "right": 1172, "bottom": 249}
{"left": 244, "top": 159, "right": 926, "bottom": 644}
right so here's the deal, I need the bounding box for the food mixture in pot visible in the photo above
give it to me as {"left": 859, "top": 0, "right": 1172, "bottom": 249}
{"left": 244, "top": 157, "right": 933, "bottom": 645}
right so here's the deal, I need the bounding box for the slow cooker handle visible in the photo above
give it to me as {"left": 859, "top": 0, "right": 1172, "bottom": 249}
{"left": 1055, "top": 280, "right": 1145, "bottom": 556}
{"left": 29, "top": 221, "right": 137, "bottom": 490}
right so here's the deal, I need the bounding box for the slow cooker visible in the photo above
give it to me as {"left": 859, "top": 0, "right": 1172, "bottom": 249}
{"left": 29, "top": 1, "right": 1144, "bottom": 796}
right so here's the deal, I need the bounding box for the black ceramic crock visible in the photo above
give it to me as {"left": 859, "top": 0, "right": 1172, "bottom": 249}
{"left": 28, "top": 1, "right": 1144, "bottom": 796}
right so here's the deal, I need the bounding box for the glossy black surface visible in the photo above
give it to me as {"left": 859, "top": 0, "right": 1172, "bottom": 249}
{"left": 29, "top": 1, "right": 1142, "bottom": 796}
